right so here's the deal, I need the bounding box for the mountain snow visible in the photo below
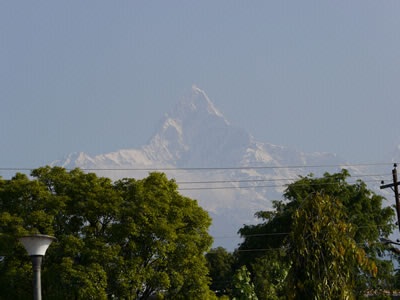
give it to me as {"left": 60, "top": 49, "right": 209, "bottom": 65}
{"left": 53, "top": 86, "right": 390, "bottom": 250}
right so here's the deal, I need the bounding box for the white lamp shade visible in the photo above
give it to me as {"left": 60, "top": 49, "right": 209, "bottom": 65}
{"left": 19, "top": 234, "right": 56, "bottom": 256}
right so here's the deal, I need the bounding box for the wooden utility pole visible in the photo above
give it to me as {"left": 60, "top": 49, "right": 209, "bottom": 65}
{"left": 380, "top": 164, "right": 400, "bottom": 232}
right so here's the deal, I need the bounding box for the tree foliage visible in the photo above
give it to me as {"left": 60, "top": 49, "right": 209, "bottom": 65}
{"left": 237, "top": 170, "right": 395, "bottom": 298}
{"left": 250, "top": 251, "right": 288, "bottom": 300}
{"left": 231, "top": 265, "right": 258, "bottom": 300}
{"left": 205, "top": 247, "right": 235, "bottom": 296}
{"left": 0, "top": 167, "right": 214, "bottom": 299}
{"left": 286, "top": 192, "right": 376, "bottom": 299}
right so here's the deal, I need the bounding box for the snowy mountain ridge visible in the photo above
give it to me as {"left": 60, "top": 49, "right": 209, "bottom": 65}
{"left": 53, "top": 86, "right": 379, "bottom": 249}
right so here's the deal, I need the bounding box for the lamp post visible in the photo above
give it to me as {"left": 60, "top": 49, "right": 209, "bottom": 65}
{"left": 19, "top": 234, "right": 56, "bottom": 300}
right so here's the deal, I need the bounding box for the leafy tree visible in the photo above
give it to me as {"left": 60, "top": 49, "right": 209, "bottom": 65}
{"left": 286, "top": 192, "right": 376, "bottom": 299}
{"left": 231, "top": 265, "right": 258, "bottom": 300}
{"left": 237, "top": 170, "right": 395, "bottom": 298}
{"left": 250, "top": 251, "right": 288, "bottom": 300}
{"left": 205, "top": 247, "right": 235, "bottom": 296}
{"left": 0, "top": 167, "right": 214, "bottom": 299}
{"left": 112, "top": 174, "right": 214, "bottom": 299}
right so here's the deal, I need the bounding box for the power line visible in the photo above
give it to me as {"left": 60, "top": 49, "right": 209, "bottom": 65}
{"left": 176, "top": 173, "right": 390, "bottom": 185}
{"left": 0, "top": 162, "right": 394, "bottom": 172}
{"left": 1, "top": 165, "right": 393, "bottom": 192}
{"left": 211, "top": 224, "right": 394, "bottom": 241}
{"left": 178, "top": 178, "right": 295, "bottom": 184}
{"left": 214, "top": 232, "right": 290, "bottom": 239}
{"left": 212, "top": 240, "right": 392, "bottom": 253}
{"left": 76, "top": 162, "right": 394, "bottom": 170}
{"left": 178, "top": 179, "right": 388, "bottom": 191}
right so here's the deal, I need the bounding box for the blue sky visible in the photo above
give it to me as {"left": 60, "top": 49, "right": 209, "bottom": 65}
{"left": 2, "top": 1, "right": 400, "bottom": 170}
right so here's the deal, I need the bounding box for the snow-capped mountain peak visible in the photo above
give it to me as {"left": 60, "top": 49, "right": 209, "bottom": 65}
{"left": 143, "top": 86, "right": 249, "bottom": 167}
{"left": 169, "top": 85, "right": 229, "bottom": 125}
{"left": 189, "top": 85, "right": 227, "bottom": 121}
{"left": 52, "top": 86, "right": 363, "bottom": 250}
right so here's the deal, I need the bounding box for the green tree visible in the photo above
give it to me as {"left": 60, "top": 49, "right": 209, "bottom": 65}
{"left": 112, "top": 173, "right": 214, "bottom": 299}
{"left": 237, "top": 170, "right": 395, "bottom": 298}
{"left": 231, "top": 265, "right": 258, "bottom": 300}
{"left": 0, "top": 167, "right": 214, "bottom": 299}
{"left": 205, "top": 247, "right": 235, "bottom": 296}
{"left": 250, "top": 251, "right": 288, "bottom": 300}
{"left": 286, "top": 192, "right": 376, "bottom": 299}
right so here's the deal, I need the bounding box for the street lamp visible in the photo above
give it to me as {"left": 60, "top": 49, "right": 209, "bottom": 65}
{"left": 19, "top": 234, "right": 56, "bottom": 300}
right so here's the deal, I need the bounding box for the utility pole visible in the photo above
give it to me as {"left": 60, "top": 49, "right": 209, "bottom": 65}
{"left": 380, "top": 163, "right": 400, "bottom": 232}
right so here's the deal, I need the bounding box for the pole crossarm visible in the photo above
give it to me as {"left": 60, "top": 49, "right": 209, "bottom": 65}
{"left": 380, "top": 164, "right": 400, "bottom": 232}
{"left": 380, "top": 182, "right": 396, "bottom": 191}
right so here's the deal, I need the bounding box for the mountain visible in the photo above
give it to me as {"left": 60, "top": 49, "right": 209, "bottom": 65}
{"left": 53, "top": 86, "right": 383, "bottom": 250}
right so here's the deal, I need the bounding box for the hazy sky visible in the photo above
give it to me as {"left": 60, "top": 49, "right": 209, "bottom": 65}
{"left": 2, "top": 1, "right": 400, "bottom": 170}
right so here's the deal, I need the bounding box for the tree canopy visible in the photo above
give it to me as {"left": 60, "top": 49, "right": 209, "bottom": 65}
{"left": 236, "top": 170, "right": 395, "bottom": 299}
{"left": 1, "top": 167, "right": 396, "bottom": 299}
{"left": 0, "top": 167, "right": 214, "bottom": 299}
{"left": 205, "top": 246, "right": 235, "bottom": 296}
{"left": 286, "top": 192, "right": 377, "bottom": 299}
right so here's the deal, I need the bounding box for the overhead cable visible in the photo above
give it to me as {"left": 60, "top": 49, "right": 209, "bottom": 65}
{"left": 0, "top": 162, "right": 394, "bottom": 172}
